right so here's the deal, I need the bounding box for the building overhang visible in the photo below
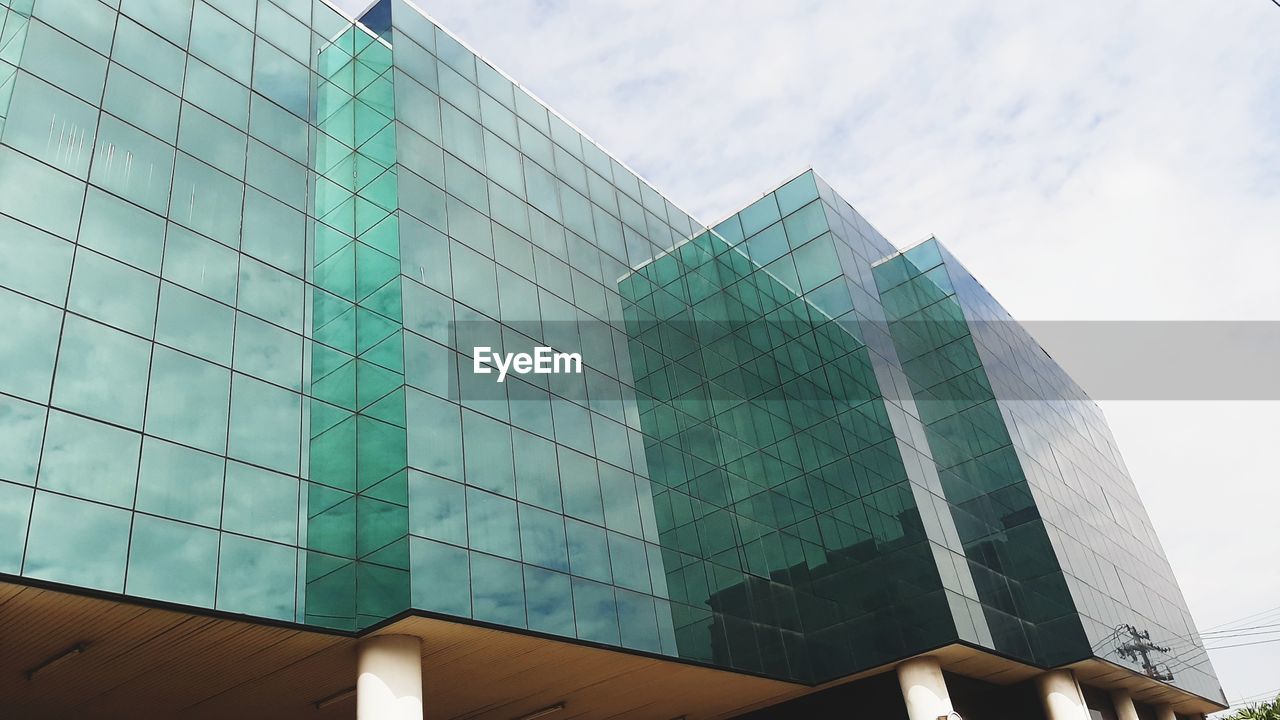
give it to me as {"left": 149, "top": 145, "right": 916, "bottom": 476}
{"left": 0, "top": 577, "right": 1226, "bottom": 718}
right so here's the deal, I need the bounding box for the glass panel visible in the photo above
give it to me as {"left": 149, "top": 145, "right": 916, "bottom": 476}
{"left": 461, "top": 410, "right": 513, "bottom": 497}
{"left": 222, "top": 460, "right": 299, "bottom": 544}
{"left": 0, "top": 286, "right": 62, "bottom": 403}
{"left": 32, "top": 0, "right": 116, "bottom": 54}
{"left": 169, "top": 153, "right": 244, "bottom": 247}
{"left": 469, "top": 552, "right": 525, "bottom": 628}
{"left": 67, "top": 248, "right": 158, "bottom": 337}
{"left": 125, "top": 514, "right": 219, "bottom": 607}
{"left": 565, "top": 517, "right": 611, "bottom": 583}
{"left": 189, "top": 1, "right": 252, "bottom": 85}
{"left": 52, "top": 315, "right": 151, "bottom": 428}
{"left": 91, "top": 113, "right": 176, "bottom": 214}
{"left": 227, "top": 373, "right": 301, "bottom": 474}
{"left": 184, "top": 56, "right": 249, "bottom": 130}
{"left": 215, "top": 533, "right": 296, "bottom": 620}
{"left": 0, "top": 144, "right": 86, "bottom": 240}
{"left": 161, "top": 224, "right": 239, "bottom": 305}
{"left": 103, "top": 63, "right": 180, "bottom": 143}
{"left": 409, "top": 536, "right": 469, "bottom": 616}
{"left": 0, "top": 214, "right": 73, "bottom": 305}
{"left": 523, "top": 565, "right": 574, "bottom": 637}
{"left": 110, "top": 16, "right": 183, "bottom": 93}
{"left": 242, "top": 188, "right": 305, "bottom": 276}
{"left": 145, "top": 346, "right": 231, "bottom": 453}
{"left": 36, "top": 410, "right": 141, "bottom": 507}
{"left": 251, "top": 37, "right": 308, "bottom": 118}
{"left": 178, "top": 103, "right": 247, "bottom": 178}
{"left": 0, "top": 395, "right": 46, "bottom": 486}
{"left": 1, "top": 71, "right": 98, "bottom": 177}
{"left": 19, "top": 19, "right": 107, "bottom": 102}
{"left": 407, "top": 470, "right": 465, "bottom": 546}
{"left": 119, "top": 0, "right": 193, "bottom": 48}
{"left": 238, "top": 256, "right": 304, "bottom": 332}
{"left": 465, "top": 487, "right": 518, "bottom": 560}
{"left": 571, "top": 577, "right": 619, "bottom": 645}
{"left": 23, "top": 491, "right": 131, "bottom": 592}
{"left": 517, "top": 503, "right": 568, "bottom": 572}
{"left": 78, "top": 187, "right": 166, "bottom": 273}
{"left": 135, "top": 436, "right": 225, "bottom": 527}
{"left": 154, "top": 281, "right": 234, "bottom": 364}
{"left": 0, "top": 480, "right": 34, "bottom": 574}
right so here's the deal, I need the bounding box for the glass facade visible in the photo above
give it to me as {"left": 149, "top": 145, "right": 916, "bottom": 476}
{"left": 0, "top": 0, "right": 1222, "bottom": 704}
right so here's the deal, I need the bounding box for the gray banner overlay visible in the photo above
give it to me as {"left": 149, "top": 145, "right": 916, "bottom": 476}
{"left": 440, "top": 321, "right": 1280, "bottom": 401}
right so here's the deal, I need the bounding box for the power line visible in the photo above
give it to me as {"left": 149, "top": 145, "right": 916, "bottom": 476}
{"left": 1203, "top": 636, "right": 1280, "bottom": 651}
{"left": 1202, "top": 604, "right": 1280, "bottom": 632}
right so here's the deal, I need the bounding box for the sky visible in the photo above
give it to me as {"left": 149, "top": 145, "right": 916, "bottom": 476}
{"left": 340, "top": 0, "right": 1280, "bottom": 711}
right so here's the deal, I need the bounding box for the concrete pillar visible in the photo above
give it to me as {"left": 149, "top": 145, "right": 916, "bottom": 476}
{"left": 357, "top": 635, "right": 423, "bottom": 720}
{"left": 1155, "top": 706, "right": 1178, "bottom": 720}
{"left": 1110, "top": 689, "right": 1140, "bottom": 720}
{"left": 1036, "top": 670, "right": 1090, "bottom": 720}
{"left": 897, "top": 656, "right": 958, "bottom": 720}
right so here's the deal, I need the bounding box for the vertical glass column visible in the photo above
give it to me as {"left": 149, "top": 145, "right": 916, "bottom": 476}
{"left": 305, "top": 3, "right": 408, "bottom": 630}
{"left": 0, "top": 0, "right": 32, "bottom": 136}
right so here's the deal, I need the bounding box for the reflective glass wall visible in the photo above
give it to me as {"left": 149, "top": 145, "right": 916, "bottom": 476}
{"left": 0, "top": 0, "right": 1221, "bottom": 701}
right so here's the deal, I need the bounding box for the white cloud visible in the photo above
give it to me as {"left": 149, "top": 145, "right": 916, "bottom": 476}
{"left": 416, "top": 0, "right": 1280, "bottom": 709}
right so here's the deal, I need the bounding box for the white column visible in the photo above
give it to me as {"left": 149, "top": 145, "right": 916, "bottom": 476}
{"left": 1155, "top": 705, "right": 1178, "bottom": 720}
{"left": 357, "top": 635, "right": 423, "bottom": 720}
{"left": 897, "top": 656, "right": 957, "bottom": 720}
{"left": 1111, "top": 689, "right": 1140, "bottom": 720}
{"left": 1036, "top": 670, "right": 1090, "bottom": 720}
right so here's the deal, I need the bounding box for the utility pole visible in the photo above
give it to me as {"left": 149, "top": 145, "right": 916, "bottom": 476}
{"left": 1115, "top": 624, "right": 1175, "bottom": 682}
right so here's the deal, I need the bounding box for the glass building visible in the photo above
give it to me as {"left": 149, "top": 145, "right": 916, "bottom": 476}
{"left": 0, "top": 0, "right": 1225, "bottom": 718}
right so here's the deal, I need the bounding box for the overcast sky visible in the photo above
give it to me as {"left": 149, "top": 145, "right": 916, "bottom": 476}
{"left": 342, "top": 0, "right": 1280, "bottom": 710}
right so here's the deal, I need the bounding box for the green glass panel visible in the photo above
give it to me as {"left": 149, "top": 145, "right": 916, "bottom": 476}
{"left": 178, "top": 103, "right": 248, "bottom": 178}
{"left": 2, "top": 71, "right": 97, "bottom": 178}
{"left": 135, "top": 437, "right": 225, "bottom": 527}
{"left": 407, "top": 471, "right": 465, "bottom": 546}
{"left": 223, "top": 461, "right": 299, "bottom": 544}
{"left": 234, "top": 313, "right": 302, "bottom": 390}
{"left": 0, "top": 144, "right": 85, "bottom": 240}
{"left": 0, "top": 214, "right": 73, "bottom": 305}
{"left": 103, "top": 63, "right": 180, "bottom": 143}
{"left": 465, "top": 487, "right": 519, "bottom": 560}
{"left": 571, "top": 577, "right": 619, "bottom": 645}
{"left": 125, "top": 514, "right": 219, "bottom": 608}
{"left": 32, "top": 0, "right": 115, "bottom": 54}
{"left": 169, "top": 153, "right": 243, "bottom": 247}
{"left": 67, "top": 248, "right": 158, "bottom": 337}
{"left": 0, "top": 285, "right": 61, "bottom": 403}
{"left": 145, "top": 346, "right": 231, "bottom": 453}
{"left": 20, "top": 19, "right": 107, "bottom": 101}
{"left": 523, "top": 565, "right": 574, "bottom": 637}
{"left": 78, "top": 187, "right": 166, "bottom": 273}
{"left": 52, "top": 315, "right": 151, "bottom": 428}
{"left": 227, "top": 373, "right": 301, "bottom": 475}
{"left": 518, "top": 503, "right": 568, "bottom": 572}
{"left": 0, "top": 394, "right": 45, "bottom": 486}
{"left": 155, "top": 281, "right": 234, "bottom": 365}
{"left": 238, "top": 256, "right": 304, "bottom": 332}
{"left": 110, "top": 16, "right": 182, "bottom": 93}
{"left": 470, "top": 552, "right": 525, "bottom": 628}
{"left": 23, "top": 491, "right": 131, "bottom": 592}
{"left": 119, "top": 0, "right": 193, "bottom": 48}
{"left": 215, "top": 533, "right": 296, "bottom": 620}
{"left": 36, "top": 410, "right": 139, "bottom": 507}
{"left": 0, "top": 480, "right": 33, "bottom": 574}
{"left": 409, "top": 536, "right": 470, "bottom": 617}
{"left": 243, "top": 188, "right": 305, "bottom": 277}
